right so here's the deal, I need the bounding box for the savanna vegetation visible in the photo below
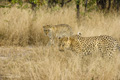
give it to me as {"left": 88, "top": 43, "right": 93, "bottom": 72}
{"left": 0, "top": 0, "right": 120, "bottom": 80}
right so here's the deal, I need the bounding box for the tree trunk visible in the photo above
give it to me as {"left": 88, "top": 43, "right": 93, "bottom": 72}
{"left": 117, "top": 0, "right": 120, "bottom": 12}
{"left": 85, "top": 0, "right": 88, "bottom": 12}
{"left": 76, "top": 0, "right": 80, "bottom": 27}
{"left": 61, "top": 0, "right": 64, "bottom": 7}
{"left": 48, "top": 0, "right": 51, "bottom": 7}
{"left": 108, "top": 0, "right": 111, "bottom": 11}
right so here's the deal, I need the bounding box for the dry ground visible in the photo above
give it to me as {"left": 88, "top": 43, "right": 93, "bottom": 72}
{"left": 0, "top": 6, "right": 120, "bottom": 80}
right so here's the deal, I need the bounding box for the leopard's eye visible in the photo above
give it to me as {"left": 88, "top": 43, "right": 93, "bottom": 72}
{"left": 62, "top": 44, "right": 65, "bottom": 46}
{"left": 45, "top": 30, "right": 48, "bottom": 32}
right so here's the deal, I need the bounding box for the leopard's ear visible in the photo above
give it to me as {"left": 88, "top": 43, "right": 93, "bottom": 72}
{"left": 58, "top": 37, "right": 61, "bottom": 39}
{"left": 78, "top": 32, "right": 81, "bottom": 35}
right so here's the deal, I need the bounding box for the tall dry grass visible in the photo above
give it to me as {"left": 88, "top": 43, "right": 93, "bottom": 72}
{"left": 0, "top": 6, "right": 77, "bottom": 46}
{"left": 0, "top": 6, "right": 120, "bottom": 80}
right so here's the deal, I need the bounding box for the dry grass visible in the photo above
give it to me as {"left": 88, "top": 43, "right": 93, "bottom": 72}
{"left": 0, "top": 6, "right": 120, "bottom": 80}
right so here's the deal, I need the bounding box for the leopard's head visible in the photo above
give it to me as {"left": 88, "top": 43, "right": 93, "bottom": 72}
{"left": 43, "top": 25, "right": 52, "bottom": 36}
{"left": 58, "top": 37, "right": 72, "bottom": 52}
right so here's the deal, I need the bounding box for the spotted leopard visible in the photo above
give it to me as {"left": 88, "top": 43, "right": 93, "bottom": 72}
{"left": 58, "top": 34, "right": 120, "bottom": 58}
{"left": 43, "top": 24, "right": 73, "bottom": 45}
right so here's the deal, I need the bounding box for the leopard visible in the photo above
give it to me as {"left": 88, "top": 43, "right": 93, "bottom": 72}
{"left": 43, "top": 24, "right": 73, "bottom": 45}
{"left": 58, "top": 34, "right": 120, "bottom": 58}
